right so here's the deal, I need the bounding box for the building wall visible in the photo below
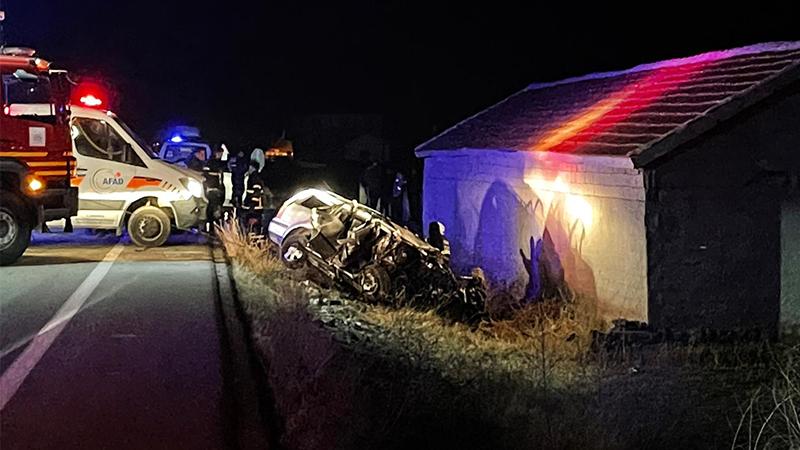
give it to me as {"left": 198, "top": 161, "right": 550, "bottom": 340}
{"left": 645, "top": 84, "right": 800, "bottom": 333}
{"left": 422, "top": 149, "right": 648, "bottom": 322}
{"left": 783, "top": 196, "right": 800, "bottom": 331}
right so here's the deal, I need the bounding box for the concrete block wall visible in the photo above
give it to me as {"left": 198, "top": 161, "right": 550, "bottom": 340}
{"left": 644, "top": 86, "right": 800, "bottom": 333}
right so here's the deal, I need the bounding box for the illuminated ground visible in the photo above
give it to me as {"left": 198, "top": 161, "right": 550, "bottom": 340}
{"left": 0, "top": 230, "right": 227, "bottom": 449}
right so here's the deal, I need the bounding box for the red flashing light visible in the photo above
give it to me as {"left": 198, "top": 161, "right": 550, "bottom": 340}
{"left": 71, "top": 81, "right": 111, "bottom": 110}
{"left": 79, "top": 94, "right": 104, "bottom": 107}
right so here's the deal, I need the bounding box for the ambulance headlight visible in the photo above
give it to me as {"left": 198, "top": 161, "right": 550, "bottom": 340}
{"left": 181, "top": 178, "right": 204, "bottom": 198}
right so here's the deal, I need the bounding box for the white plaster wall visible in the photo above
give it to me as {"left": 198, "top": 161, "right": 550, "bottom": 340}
{"left": 422, "top": 149, "right": 648, "bottom": 323}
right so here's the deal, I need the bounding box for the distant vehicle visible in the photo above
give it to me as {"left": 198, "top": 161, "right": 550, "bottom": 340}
{"left": 66, "top": 103, "right": 208, "bottom": 247}
{"left": 268, "top": 189, "right": 486, "bottom": 323}
{"left": 157, "top": 127, "right": 212, "bottom": 167}
{"left": 0, "top": 47, "right": 78, "bottom": 264}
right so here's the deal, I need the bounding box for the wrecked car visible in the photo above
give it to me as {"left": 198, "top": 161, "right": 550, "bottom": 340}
{"left": 268, "top": 189, "right": 486, "bottom": 323}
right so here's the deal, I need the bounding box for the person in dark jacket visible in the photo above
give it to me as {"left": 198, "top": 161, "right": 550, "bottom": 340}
{"left": 360, "top": 160, "right": 383, "bottom": 209}
{"left": 228, "top": 150, "right": 248, "bottom": 209}
{"left": 186, "top": 148, "right": 207, "bottom": 171}
{"left": 390, "top": 170, "right": 409, "bottom": 225}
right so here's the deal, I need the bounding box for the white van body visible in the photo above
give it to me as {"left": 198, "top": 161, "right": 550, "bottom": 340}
{"left": 65, "top": 106, "right": 207, "bottom": 245}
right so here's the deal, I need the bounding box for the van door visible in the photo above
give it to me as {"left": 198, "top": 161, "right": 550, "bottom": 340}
{"left": 70, "top": 117, "right": 148, "bottom": 229}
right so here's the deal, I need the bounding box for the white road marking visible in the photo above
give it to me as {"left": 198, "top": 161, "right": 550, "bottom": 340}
{"left": 0, "top": 244, "right": 125, "bottom": 411}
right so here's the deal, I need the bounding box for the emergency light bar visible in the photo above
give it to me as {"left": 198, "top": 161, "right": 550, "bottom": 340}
{"left": 1, "top": 47, "right": 37, "bottom": 57}
{"left": 79, "top": 94, "right": 103, "bottom": 107}
{"left": 72, "top": 81, "right": 110, "bottom": 110}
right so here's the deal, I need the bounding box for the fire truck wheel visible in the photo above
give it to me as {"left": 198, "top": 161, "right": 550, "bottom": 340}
{"left": 0, "top": 193, "right": 32, "bottom": 266}
{"left": 128, "top": 206, "right": 171, "bottom": 247}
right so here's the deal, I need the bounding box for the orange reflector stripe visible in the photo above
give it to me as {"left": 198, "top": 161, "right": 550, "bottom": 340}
{"left": 0, "top": 152, "right": 48, "bottom": 157}
{"left": 27, "top": 161, "right": 67, "bottom": 167}
{"left": 127, "top": 176, "right": 163, "bottom": 189}
{"left": 33, "top": 170, "right": 69, "bottom": 176}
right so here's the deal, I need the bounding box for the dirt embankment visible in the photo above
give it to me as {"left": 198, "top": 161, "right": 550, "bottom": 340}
{"left": 219, "top": 225, "right": 788, "bottom": 450}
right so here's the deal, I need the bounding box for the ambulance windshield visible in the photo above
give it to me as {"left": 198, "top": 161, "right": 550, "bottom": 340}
{"left": 116, "top": 116, "right": 159, "bottom": 159}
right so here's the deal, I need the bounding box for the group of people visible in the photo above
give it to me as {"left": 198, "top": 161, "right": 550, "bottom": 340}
{"left": 184, "top": 144, "right": 421, "bottom": 234}
{"left": 359, "top": 159, "right": 419, "bottom": 229}
{"left": 185, "top": 145, "right": 279, "bottom": 233}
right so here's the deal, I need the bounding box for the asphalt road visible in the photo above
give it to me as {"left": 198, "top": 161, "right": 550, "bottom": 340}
{"left": 0, "top": 230, "right": 228, "bottom": 449}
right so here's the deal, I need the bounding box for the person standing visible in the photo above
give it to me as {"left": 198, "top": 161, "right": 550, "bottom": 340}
{"left": 228, "top": 149, "right": 248, "bottom": 210}
{"left": 186, "top": 147, "right": 207, "bottom": 172}
{"left": 204, "top": 146, "right": 227, "bottom": 225}
{"left": 390, "top": 170, "right": 410, "bottom": 225}
{"left": 249, "top": 147, "right": 265, "bottom": 175}
{"left": 406, "top": 166, "right": 422, "bottom": 232}
{"left": 360, "top": 160, "right": 382, "bottom": 209}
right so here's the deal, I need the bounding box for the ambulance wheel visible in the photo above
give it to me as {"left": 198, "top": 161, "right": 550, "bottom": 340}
{"left": 0, "top": 193, "right": 31, "bottom": 266}
{"left": 128, "top": 206, "right": 171, "bottom": 247}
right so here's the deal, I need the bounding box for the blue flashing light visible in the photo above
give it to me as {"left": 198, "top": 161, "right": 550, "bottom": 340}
{"left": 170, "top": 135, "right": 184, "bottom": 143}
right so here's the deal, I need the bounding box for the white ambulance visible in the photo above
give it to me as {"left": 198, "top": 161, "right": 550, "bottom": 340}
{"left": 66, "top": 105, "right": 207, "bottom": 246}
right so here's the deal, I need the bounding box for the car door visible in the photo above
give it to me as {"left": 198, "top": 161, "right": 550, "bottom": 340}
{"left": 70, "top": 116, "right": 147, "bottom": 229}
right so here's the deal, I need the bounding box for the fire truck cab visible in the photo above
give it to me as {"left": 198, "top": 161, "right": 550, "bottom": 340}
{"left": 67, "top": 104, "right": 208, "bottom": 246}
{"left": 0, "top": 47, "right": 78, "bottom": 265}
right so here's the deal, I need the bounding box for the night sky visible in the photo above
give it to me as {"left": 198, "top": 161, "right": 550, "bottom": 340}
{"left": 4, "top": 2, "right": 798, "bottom": 152}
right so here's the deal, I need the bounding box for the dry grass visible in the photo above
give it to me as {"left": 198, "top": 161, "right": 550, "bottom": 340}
{"left": 216, "top": 221, "right": 283, "bottom": 280}
{"left": 218, "top": 221, "right": 777, "bottom": 449}
{"left": 228, "top": 223, "right": 596, "bottom": 385}
{"left": 733, "top": 345, "right": 800, "bottom": 449}
{"left": 346, "top": 298, "right": 601, "bottom": 389}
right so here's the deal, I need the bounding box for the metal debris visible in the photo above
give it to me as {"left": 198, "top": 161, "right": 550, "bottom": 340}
{"left": 275, "top": 194, "right": 486, "bottom": 324}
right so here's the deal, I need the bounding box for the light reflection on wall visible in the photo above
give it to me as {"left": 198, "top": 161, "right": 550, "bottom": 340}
{"left": 524, "top": 174, "right": 593, "bottom": 229}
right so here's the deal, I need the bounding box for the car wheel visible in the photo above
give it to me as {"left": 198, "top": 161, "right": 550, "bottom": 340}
{"left": 128, "top": 206, "right": 171, "bottom": 247}
{"left": 0, "top": 193, "right": 31, "bottom": 266}
{"left": 280, "top": 229, "right": 309, "bottom": 269}
{"left": 359, "top": 264, "right": 391, "bottom": 304}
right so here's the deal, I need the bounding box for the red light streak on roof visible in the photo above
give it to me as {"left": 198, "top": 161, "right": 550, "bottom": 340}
{"left": 534, "top": 61, "right": 710, "bottom": 153}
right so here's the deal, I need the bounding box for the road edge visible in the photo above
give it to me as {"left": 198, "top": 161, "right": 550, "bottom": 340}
{"left": 210, "top": 241, "right": 282, "bottom": 450}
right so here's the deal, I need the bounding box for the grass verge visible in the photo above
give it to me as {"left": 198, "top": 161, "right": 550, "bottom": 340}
{"left": 218, "top": 222, "right": 792, "bottom": 450}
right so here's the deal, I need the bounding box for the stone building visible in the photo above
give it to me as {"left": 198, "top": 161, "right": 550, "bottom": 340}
{"left": 415, "top": 42, "right": 800, "bottom": 333}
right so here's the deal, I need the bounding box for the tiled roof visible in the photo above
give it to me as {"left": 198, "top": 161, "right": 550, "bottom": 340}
{"left": 415, "top": 42, "right": 800, "bottom": 165}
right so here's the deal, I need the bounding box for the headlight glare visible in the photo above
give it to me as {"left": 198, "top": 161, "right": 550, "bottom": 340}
{"left": 180, "top": 178, "right": 204, "bottom": 198}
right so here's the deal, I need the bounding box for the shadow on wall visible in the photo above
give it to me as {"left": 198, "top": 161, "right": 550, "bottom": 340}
{"left": 475, "top": 180, "right": 597, "bottom": 305}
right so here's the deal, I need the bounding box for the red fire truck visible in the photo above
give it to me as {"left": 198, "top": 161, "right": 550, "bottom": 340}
{"left": 0, "top": 47, "right": 78, "bottom": 264}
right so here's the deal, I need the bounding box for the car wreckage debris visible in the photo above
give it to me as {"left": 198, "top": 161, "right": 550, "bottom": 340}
{"left": 270, "top": 191, "right": 487, "bottom": 324}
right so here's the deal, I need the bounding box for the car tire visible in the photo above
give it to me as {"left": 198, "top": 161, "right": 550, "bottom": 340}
{"left": 128, "top": 206, "right": 171, "bottom": 247}
{"left": 0, "top": 193, "right": 32, "bottom": 266}
{"left": 359, "top": 264, "right": 391, "bottom": 304}
{"left": 280, "top": 229, "right": 309, "bottom": 269}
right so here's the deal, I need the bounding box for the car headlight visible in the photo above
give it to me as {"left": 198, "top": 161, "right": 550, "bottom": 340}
{"left": 180, "top": 177, "right": 204, "bottom": 198}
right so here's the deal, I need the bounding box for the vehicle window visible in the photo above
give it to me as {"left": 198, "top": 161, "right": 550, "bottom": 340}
{"left": 163, "top": 144, "right": 198, "bottom": 163}
{"left": 301, "top": 196, "right": 327, "bottom": 209}
{"left": 2, "top": 74, "right": 52, "bottom": 104}
{"left": 116, "top": 116, "right": 158, "bottom": 159}
{"left": 72, "top": 117, "right": 145, "bottom": 167}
